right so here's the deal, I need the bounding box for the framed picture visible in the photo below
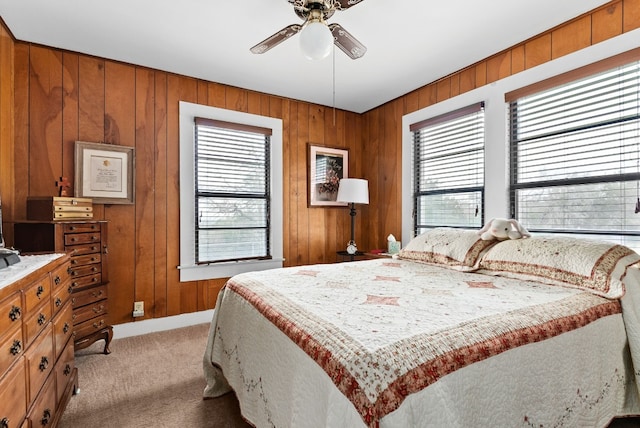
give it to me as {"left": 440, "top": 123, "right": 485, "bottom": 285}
{"left": 308, "top": 144, "right": 349, "bottom": 207}
{"left": 74, "top": 141, "right": 135, "bottom": 204}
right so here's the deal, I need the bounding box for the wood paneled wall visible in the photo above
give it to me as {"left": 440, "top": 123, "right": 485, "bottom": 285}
{"left": 1, "top": 0, "right": 638, "bottom": 325}
{"left": 0, "top": 23, "right": 364, "bottom": 325}
{"left": 362, "top": 0, "right": 640, "bottom": 250}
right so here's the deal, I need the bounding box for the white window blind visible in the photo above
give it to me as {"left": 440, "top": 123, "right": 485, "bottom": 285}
{"left": 410, "top": 102, "right": 485, "bottom": 235}
{"left": 194, "top": 118, "right": 271, "bottom": 264}
{"left": 509, "top": 59, "right": 640, "bottom": 250}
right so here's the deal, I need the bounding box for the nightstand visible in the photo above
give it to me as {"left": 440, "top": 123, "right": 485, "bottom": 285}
{"left": 336, "top": 251, "right": 394, "bottom": 262}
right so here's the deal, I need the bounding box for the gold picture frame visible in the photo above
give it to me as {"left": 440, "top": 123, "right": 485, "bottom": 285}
{"left": 308, "top": 144, "right": 349, "bottom": 207}
{"left": 74, "top": 141, "right": 135, "bottom": 204}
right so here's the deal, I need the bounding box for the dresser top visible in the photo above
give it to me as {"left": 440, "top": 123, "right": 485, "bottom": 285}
{"left": 0, "top": 253, "right": 65, "bottom": 291}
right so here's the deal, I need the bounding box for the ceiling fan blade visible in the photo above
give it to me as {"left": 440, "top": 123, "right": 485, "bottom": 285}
{"left": 333, "top": 0, "right": 366, "bottom": 10}
{"left": 250, "top": 24, "right": 302, "bottom": 54}
{"left": 329, "top": 23, "right": 367, "bottom": 59}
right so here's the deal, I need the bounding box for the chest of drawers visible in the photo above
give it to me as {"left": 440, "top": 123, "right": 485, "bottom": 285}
{"left": 0, "top": 253, "right": 77, "bottom": 428}
{"left": 13, "top": 220, "right": 112, "bottom": 354}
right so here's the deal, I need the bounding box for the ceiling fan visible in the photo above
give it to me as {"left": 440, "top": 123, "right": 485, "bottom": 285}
{"left": 250, "top": 0, "right": 367, "bottom": 60}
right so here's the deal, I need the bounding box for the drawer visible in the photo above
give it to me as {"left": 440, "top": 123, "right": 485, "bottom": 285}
{"left": 70, "top": 272, "right": 102, "bottom": 290}
{"left": 24, "top": 275, "right": 51, "bottom": 314}
{"left": 74, "top": 314, "right": 109, "bottom": 340}
{"left": 73, "top": 300, "right": 108, "bottom": 325}
{"left": 70, "top": 252, "right": 101, "bottom": 267}
{"left": 72, "top": 285, "right": 107, "bottom": 308}
{"left": 50, "top": 262, "right": 71, "bottom": 291}
{"left": 0, "top": 358, "right": 27, "bottom": 428}
{"left": 23, "top": 300, "right": 52, "bottom": 347}
{"left": 53, "top": 303, "right": 73, "bottom": 360}
{"left": 54, "top": 338, "right": 75, "bottom": 404}
{"left": 66, "top": 242, "right": 102, "bottom": 257}
{"left": 0, "top": 325, "right": 24, "bottom": 376}
{"left": 26, "top": 373, "right": 56, "bottom": 428}
{"left": 52, "top": 283, "right": 73, "bottom": 317}
{"left": 69, "top": 263, "right": 101, "bottom": 279}
{"left": 63, "top": 223, "right": 101, "bottom": 234}
{"left": 0, "top": 293, "right": 22, "bottom": 342}
{"left": 25, "top": 323, "right": 54, "bottom": 404}
{"left": 64, "top": 232, "right": 101, "bottom": 246}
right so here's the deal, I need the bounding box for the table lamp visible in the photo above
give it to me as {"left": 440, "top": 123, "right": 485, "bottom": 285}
{"left": 336, "top": 178, "right": 369, "bottom": 255}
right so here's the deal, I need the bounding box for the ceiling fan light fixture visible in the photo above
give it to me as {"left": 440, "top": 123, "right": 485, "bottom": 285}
{"left": 299, "top": 19, "right": 333, "bottom": 60}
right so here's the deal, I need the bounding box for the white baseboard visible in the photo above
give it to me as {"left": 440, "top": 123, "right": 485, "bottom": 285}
{"left": 112, "top": 309, "right": 214, "bottom": 339}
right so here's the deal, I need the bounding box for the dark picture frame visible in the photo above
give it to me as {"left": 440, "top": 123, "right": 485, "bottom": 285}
{"left": 308, "top": 144, "right": 349, "bottom": 207}
{"left": 74, "top": 141, "right": 135, "bottom": 204}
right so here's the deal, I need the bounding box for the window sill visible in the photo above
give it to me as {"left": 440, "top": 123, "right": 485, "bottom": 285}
{"left": 178, "top": 258, "right": 285, "bottom": 282}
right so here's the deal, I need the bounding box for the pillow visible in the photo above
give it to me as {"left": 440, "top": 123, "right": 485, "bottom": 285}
{"left": 397, "top": 228, "right": 498, "bottom": 271}
{"left": 478, "top": 236, "right": 640, "bottom": 299}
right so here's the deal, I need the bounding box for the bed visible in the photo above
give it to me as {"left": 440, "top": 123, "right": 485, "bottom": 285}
{"left": 203, "top": 229, "right": 640, "bottom": 427}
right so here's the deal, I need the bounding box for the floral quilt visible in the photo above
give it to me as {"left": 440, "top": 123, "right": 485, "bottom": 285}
{"left": 203, "top": 258, "right": 631, "bottom": 427}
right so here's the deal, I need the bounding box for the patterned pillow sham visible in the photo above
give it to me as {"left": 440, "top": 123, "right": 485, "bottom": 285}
{"left": 397, "top": 228, "right": 498, "bottom": 271}
{"left": 478, "top": 236, "right": 640, "bottom": 299}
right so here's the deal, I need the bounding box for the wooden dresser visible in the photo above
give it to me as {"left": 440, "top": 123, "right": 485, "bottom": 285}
{"left": 13, "top": 221, "right": 112, "bottom": 354}
{"left": 0, "top": 253, "right": 77, "bottom": 428}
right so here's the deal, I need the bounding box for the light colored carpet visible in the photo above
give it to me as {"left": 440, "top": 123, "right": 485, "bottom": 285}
{"left": 58, "top": 323, "right": 251, "bottom": 428}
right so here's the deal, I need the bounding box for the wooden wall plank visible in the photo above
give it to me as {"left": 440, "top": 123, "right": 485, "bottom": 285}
{"left": 153, "top": 71, "right": 168, "bottom": 318}
{"left": 12, "top": 43, "right": 28, "bottom": 223}
{"left": 486, "top": 51, "right": 511, "bottom": 84}
{"left": 104, "top": 60, "right": 136, "bottom": 325}
{"left": 623, "top": 0, "right": 640, "bottom": 32}
{"left": 592, "top": 1, "right": 623, "bottom": 44}
{"left": 552, "top": 16, "right": 592, "bottom": 59}
{"left": 524, "top": 34, "right": 552, "bottom": 69}
{"left": 166, "top": 74, "right": 198, "bottom": 316}
{"left": 0, "top": 25, "right": 14, "bottom": 237}
{"left": 134, "top": 67, "right": 157, "bottom": 320}
{"left": 62, "top": 53, "right": 79, "bottom": 189}
{"left": 28, "top": 46, "right": 63, "bottom": 196}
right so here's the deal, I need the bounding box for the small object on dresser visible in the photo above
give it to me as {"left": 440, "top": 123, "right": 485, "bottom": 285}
{"left": 27, "top": 196, "right": 93, "bottom": 221}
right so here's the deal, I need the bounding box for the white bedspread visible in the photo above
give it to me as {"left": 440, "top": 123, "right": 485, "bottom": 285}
{"left": 204, "top": 259, "right": 640, "bottom": 427}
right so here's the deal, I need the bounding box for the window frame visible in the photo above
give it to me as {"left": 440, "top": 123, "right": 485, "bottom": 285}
{"left": 409, "top": 102, "right": 486, "bottom": 236}
{"left": 508, "top": 55, "right": 640, "bottom": 245}
{"left": 179, "top": 101, "right": 283, "bottom": 281}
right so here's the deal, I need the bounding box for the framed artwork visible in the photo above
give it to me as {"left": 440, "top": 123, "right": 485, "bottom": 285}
{"left": 308, "top": 144, "right": 349, "bottom": 207}
{"left": 74, "top": 141, "right": 135, "bottom": 204}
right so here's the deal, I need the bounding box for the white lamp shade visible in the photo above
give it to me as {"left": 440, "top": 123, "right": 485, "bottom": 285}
{"left": 336, "top": 178, "right": 369, "bottom": 204}
{"left": 299, "top": 20, "right": 333, "bottom": 61}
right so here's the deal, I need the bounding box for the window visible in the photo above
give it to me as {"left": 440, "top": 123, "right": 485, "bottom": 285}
{"left": 410, "top": 102, "right": 485, "bottom": 235}
{"left": 509, "top": 58, "right": 640, "bottom": 250}
{"left": 194, "top": 118, "right": 270, "bottom": 264}
{"left": 179, "top": 102, "right": 283, "bottom": 281}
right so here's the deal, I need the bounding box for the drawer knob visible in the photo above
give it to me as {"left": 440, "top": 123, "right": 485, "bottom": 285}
{"left": 64, "top": 364, "right": 71, "bottom": 376}
{"left": 68, "top": 266, "right": 73, "bottom": 274}
{"left": 36, "top": 285, "right": 45, "bottom": 298}
{"left": 39, "top": 356, "right": 49, "bottom": 372}
{"left": 9, "top": 305, "right": 21, "bottom": 321}
{"left": 55, "top": 297, "right": 62, "bottom": 307}
{"left": 38, "top": 313, "right": 46, "bottom": 325}
{"left": 93, "top": 320, "right": 105, "bottom": 329}
{"left": 41, "top": 409, "right": 52, "bottom": 426}
{"left": 93, "top": 304, "right": 105, "bottom": 314}
{"left": 92, "top": 290, "right": 104, "bottom": 298}
{"left": 1, "top": 417, "right": 8, "bottom": 428}
{"left": 54, "top": 275, "right": 61, "bottom": 285}
{"left": 63, "top": 323, "right": 70, "bottom": 334}
{"left": 68, "top": 285, "right": 73, "bottom": 294}
{"left": 10, "top": 340, "right": 22, "bottom": 355}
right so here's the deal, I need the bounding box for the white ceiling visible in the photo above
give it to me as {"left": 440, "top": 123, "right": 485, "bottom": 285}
{"left": 0, "top": 0, "right": 610, "bottom": 113}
